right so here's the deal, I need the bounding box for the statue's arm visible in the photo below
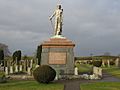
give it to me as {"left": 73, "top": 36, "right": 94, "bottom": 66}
{"left": 61, "top": 10, "right": 63, "bottom": 23}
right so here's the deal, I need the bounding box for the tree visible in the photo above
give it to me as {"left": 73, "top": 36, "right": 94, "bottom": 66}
{"left": 12, "top": 50, "right": 22, "bottom": 64}
{"left": 104, "top": 52, "right": 111, "bottom": 56}
{"left": 0, "top": 49, "right": 4, "bottom": 60}
{"left": 17, "top": 50, "right": 21, "bottom": 61}
{"left": 0, "top": 49, "right": 4, "bottom": 66}
{"left": 0, "top": 43, "right": 10, "bottom": 56}
{"left": 36, "top": 45, "right": 42, "bottom": 65}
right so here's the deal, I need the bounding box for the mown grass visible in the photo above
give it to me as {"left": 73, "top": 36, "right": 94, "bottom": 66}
{"left": 81, "top": 82, "right": 120, "bottom": 90}
{"left": 103, "top": 66, "right": 120, "bottom": 78}
{"left": 75, "top": 63, "right": 92, "bottom": 74}
{"left": 0, "top": 80, "right": 64, "bottom": 90}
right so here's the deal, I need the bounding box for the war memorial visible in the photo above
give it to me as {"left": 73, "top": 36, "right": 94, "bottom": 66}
{"left": 40, "top": 4, "right": 75, "bottom": 75}
{"left": 0, "top": 1, "right": 120, "bottom": 90}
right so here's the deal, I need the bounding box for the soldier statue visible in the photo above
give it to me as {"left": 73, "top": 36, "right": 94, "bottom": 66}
{"left": 49, "top": 4, "right": 63, "bottom": 36}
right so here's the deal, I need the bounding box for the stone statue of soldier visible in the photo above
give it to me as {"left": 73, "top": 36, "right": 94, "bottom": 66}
{"left": 49, "top": 4, "right": 63, "bottom": 36}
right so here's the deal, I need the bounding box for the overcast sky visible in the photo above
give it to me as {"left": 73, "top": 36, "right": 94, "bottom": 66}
{"left": 0, "top": 0, "right": 120, "bottom": 56}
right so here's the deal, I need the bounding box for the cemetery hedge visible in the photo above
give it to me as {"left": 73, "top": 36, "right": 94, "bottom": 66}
{"left": 93, "top": 61, "right": 102, "bottom": 67}
{"left": 33, "top": 65, "right": 56, "bottom": 83}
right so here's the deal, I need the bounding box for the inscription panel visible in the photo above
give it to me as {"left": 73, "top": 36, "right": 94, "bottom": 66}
{"left": 49, "top": 52, "right": 66, "bottom": 64}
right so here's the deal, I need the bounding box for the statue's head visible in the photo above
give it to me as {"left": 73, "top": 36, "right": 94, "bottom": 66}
{"left": 57, "top": 5, "right": 61, "bottom": 9}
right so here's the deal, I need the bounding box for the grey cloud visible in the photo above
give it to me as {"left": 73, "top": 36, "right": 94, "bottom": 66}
{"left": 0, "top": 0, "right": 120, "bottom": 56}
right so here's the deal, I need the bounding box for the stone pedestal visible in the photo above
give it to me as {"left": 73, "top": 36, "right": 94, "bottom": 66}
{"left": 40, "top": 37, "right": 75, "bottom": 75}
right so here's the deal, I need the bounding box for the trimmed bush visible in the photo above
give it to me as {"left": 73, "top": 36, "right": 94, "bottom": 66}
{"left": 93, "top": 61, "right": 102, "bottom": 67}
{"left": 110, "top": 61, "right": 115, "bottom": 65}
{"left": 33, "top": 65, "right": 56, "bottom": 84}
{"left": 0, "top": 72, "right": 7, "bottom": 83}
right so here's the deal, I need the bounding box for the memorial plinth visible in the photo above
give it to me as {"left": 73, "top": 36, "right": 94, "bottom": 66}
{"left": 41, "top": 37, "right": 75, "bottom": 74}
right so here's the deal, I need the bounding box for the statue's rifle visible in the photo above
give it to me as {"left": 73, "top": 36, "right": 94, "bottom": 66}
{"left": 49, "top": 19, "right": 54, "bottom": 32}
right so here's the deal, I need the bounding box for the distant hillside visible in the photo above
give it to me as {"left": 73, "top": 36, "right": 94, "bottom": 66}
{"left": 0, "top": 43, "right": 10, "bottom": 56}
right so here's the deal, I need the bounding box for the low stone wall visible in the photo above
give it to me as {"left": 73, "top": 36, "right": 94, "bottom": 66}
{"left": 8, "top": 75, "right": 34, "bottom": 80}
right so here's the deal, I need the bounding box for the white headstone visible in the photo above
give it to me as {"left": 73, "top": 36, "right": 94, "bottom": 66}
{"left": 15, "top": 65, "right": 18, "bottom": 72}
{"left": 30, "top": 59, "right": 33, "bottom": 68}
{"left": 19, "top": 65, "right": 22, "bottom": 72}
{"left": 93, "top": 66, "right": 102, "bottom": 78}
{"left": 93, "top": 66, "right": 98, "bottom": 75}
{"left": 107, "top": 60, "right": 110, "bottom": 67}
{"left": 102, "top": 60, "right": 105, "bottom": 67}
{"left": 74, "top": 67, "right": 78, "bottom": 75}
{"left": 5, "top": 67, "right": 8, "bottom": 75}
{"left": 35, "top": 65, "right": 39, "bottom": 68}
{"left": 27, "top": 67, "right": 31, "bottom": 75}
{"left": 115, "top": 58, "right": 119, "bottom": 67}
{"left": 98, "top": 68, "right": 102, "bottom": 77}
{"left": 10, "top": 66, "right": 13, "bottom": 74}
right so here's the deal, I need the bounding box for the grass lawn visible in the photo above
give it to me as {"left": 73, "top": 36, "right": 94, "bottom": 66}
{"left": 76, "top": 63, "right": 92, "bottom": 74}
{"left": 103, "top": 66, "right": 120, "bottom": 78}
{"left": 80, "top": 82, "right": 120, "bottom": 90}
{"left": 0, "top": 80, "right": 64, "bottom": 90}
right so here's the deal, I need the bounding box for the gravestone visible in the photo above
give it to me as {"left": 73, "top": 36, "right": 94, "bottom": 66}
{"left": 10, "top": 66, "right": 13, "bottom": 74}
{"left": 74, "top": 67, "right": 78, "bottom": 75}
{"left": 115, "top": 58, "right": 120, "bottom": 67}
{"left": 15, "top": 65, "right": 18, "bottom": 72}
{"left": 27, "top": 67, "right": 31, "bottom": 75}
{"left": 102, "top": 60, "right": 105, "bottom": 67}
{"left": 30, "top": 59, "right": 33, "bottom": 68}
{"left": 19, "top": 65, "right": 22, "bottom": 72}
{"left": 93, "top": 66, "right": 102, "bottom": 77}
{"left": 107, "top": 60, "right": 110, "bottom": 67}
{"left": 5, "top": 67, "right": 8, "bottom": 75}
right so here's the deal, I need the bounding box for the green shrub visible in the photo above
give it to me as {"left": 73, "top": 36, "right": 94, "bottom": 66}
{"left": 33, "top": 65, "right": 56, "bottom": 84}
{"left": 0, "top": 72, "right": 5, "bottom": 77}
{"left": 93, "top": 61, "right": 102, "bottom": 67}
{"left": 0, "top": 72, "right": 7, "bottom": 83}
{"left": 110, "top": 61, "right": 115, "bottom": 65}
{"left": 87, "top": 61, "right": 93, "bottom": 65}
